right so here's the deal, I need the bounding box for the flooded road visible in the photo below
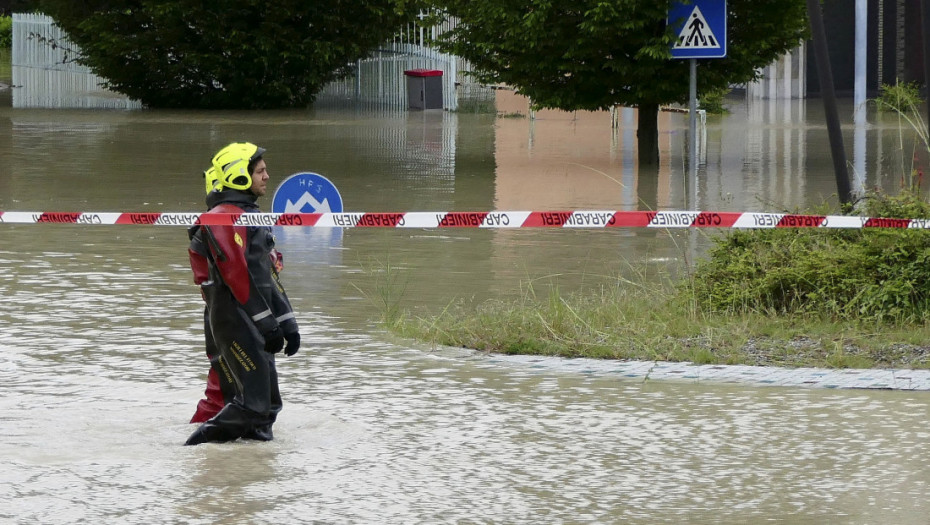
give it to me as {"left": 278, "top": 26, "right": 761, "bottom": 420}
{"left": 2, "top": 92, "right": 930, "bottom": 523}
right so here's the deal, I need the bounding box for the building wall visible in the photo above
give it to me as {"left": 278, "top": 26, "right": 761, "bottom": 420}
{"left": 806, "top": 0, "right": 923, "bottom": 97}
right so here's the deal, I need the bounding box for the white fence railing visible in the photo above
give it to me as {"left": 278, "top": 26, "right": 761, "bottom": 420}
{"left": 11, "top": 13, "right": 142, "bottom": 109}
{"left": 281, "top": 13, "right": 489, "bottom": 111}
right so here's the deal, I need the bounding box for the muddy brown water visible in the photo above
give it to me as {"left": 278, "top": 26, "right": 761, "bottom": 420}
{"left": 1, "top": 92, "right": 929, "bottom": 523}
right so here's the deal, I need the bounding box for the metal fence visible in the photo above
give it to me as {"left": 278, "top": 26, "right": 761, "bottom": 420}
{"left": 11, "top": 13, "right": 142, "bottom": 109}
{"left": 298, "top": 14, "right": 492, "bottom": 111}
{"left": 314, "top": 43, "right": 461, "bottom": 111}
{"left": 10, "top": 12, "right": 491, "bottom": 111}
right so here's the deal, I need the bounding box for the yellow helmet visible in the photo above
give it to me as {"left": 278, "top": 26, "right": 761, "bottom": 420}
{"left": 209, "top": 142, "right": 266, "bottom": 191}
{"left": 203, "top": 166, "right": 220, "bottom": 195}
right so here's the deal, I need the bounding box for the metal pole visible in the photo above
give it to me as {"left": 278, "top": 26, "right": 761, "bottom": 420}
{"left": 689, "top": 58, "right": 698, "bottom": 209}
{"left": 922, "top": 0, "right": 930, "bottom": 138}
{"left": 688, "top": 58, "right": 699, "bottom": 268}
{"left": 855, "top": 0, "right": 867, "bottom": 194}
{"left": 855, "top": 0, "right": 866, "bottom": 114}
{"left": 806, "top": 0, "right": 853, "bottom": 206}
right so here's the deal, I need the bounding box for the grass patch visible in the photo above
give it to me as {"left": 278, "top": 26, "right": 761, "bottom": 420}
{"left": 350, "top": 256, "right": 410, "bottom": 326}
{"left": 386, "top": 191, "right": 930, "bottom": 371}
{"left": 388, "top": 275, "right": 930, "bottom": 369}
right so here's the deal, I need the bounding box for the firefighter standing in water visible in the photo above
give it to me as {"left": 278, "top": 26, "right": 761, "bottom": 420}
{"left": 188, "top": 157, "right": 288, "bottom": 424}
{"left": 188, "top": 165, "right": 234, "bottom": 424}
{"left": 185, "top": 142, "right": 300, "bottom": 446}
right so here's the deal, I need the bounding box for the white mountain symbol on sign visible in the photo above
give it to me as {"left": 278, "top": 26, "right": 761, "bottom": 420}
{"left": 285, "top": 192, "right": 332, "bottom": 213}
{"left": 674, "top": 6, "right": 720, "bottom": 49}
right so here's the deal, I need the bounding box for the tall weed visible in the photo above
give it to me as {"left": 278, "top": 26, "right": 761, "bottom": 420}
{"left": 873, "top": 81, "right": 929, "bottom": 187}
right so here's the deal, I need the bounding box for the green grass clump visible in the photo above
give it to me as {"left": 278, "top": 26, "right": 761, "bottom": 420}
{"left": 684, "top": 191, "right": 930, "bottom": 324}
{"left": 387, "top": 272, "right": 930, "bottom": 369}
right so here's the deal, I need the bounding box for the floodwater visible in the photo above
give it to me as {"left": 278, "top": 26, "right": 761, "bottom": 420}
{"left": 2, "top": 83, "right": 930, "bottom": 523}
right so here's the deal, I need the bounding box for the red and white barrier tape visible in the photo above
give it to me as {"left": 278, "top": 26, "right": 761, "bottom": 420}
{"left": 0, "top": 210, "right": 925, "bottom": 229}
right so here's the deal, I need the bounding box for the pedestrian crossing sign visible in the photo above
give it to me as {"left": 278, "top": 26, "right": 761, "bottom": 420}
{"left": 669, "top": 0, "right": 727, "bottom": 59}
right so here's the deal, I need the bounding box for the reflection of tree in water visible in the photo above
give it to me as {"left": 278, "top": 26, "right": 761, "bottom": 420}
{"left": 637, "top": 164, "right": 660, "bottom": 212}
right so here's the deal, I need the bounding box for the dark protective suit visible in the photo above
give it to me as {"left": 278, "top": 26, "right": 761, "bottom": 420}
{"left": 185, "top": 189, "right": 299, "bottom": 445}
{"left": 190, "top": 248, "right": 285, "bottom": 423}
{"left": 189, "top": 308, "right": 236, "bottom": 423}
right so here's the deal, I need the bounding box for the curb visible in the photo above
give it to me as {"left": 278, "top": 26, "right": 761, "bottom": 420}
{"left": 487, "top": 354, "right": 930, "bottom": 391}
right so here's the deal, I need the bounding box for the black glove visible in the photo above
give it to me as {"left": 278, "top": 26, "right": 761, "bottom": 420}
{"left": 263, "top": 326, "right": 285, "bottom": 354}
{"left": 284, "top": 331, "right": 301, "bottom": 357}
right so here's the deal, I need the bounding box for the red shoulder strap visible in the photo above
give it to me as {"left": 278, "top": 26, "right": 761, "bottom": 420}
{"left": 203, "top": 204, "right": 250, "bottom": 304}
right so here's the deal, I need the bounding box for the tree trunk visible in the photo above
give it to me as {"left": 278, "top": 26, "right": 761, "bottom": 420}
{"left": 637, "top": 103, "right": 660, "bottom": 166}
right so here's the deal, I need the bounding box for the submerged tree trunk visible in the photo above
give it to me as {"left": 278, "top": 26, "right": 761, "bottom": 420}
{"left": 636, "top": 163, "right": 660, "bottom": 211}
{"left": 637, "top": 103, "right": 660, "bottom": 166}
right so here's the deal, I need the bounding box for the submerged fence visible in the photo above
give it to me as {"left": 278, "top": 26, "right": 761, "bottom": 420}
{"left": 315, "top": 16, "right": 489, "bottom": 111}
{"left": 10, "top": 13, "right": 489, "bottom": 111}
{"left": 314, "top": 44, "right": 461, "bottom": 111}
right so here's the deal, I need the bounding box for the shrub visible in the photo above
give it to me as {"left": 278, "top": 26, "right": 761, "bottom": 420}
{"left": 699, "top": 86, "right": 730, "bottom": 114}
{"left": 875, "top": 81, "right": 923, "bottom": 115}
{"left": 35, "top": 1, "right": 421, "bottom": 109}
{"left": 0, "top": 15, "right": 12, "bottom": 48}
{"left": 683, "top": 191, "right": 930, "bottom": 323}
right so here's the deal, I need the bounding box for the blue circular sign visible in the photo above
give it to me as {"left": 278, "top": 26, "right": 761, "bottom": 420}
{"left": 272, "top": 172, "right": 344, "bottom": 214}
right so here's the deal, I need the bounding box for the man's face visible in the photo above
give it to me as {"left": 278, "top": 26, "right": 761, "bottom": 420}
{"left": 249, "top": 159, "right": 269, "bottom": 197}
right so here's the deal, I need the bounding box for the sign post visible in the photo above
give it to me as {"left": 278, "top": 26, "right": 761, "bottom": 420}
{"left": 668, "top": 0, "right": 727, "bottom": 210}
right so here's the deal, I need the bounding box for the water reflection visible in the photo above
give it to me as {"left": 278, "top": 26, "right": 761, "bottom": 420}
{"left": 2, "top": 98, "right": 930, "bottom": 522}
{"left": 1, "top": 95, "right": 926, "bottom": 335}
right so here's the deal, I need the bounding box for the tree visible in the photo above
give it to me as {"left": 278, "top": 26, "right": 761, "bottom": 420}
{"left": 427, "top": 0, "right": 809, "bottom": 164}
{"left": 2, "top": 0, "right": 34, "bottom": 17}
{"left": 36, "top": 0, "right": 423, "bottom": 109}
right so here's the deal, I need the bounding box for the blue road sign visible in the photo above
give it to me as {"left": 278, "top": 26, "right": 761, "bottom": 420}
{"left": 669, "top": 0, "right": 727, "bottom": 59}
{"left": 271, "top": 172, "right": 345, "bottom": 254}
{"left": 271, "top": 172, "right": 344, "bottom": 214}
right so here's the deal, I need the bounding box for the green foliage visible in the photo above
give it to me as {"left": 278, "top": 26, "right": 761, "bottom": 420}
{"left": 428, "top": 0, "right": 808, "bottom": 112}
{"left": 699, "top": 86, "right": 730, "bottom": 114}
{"left": 875, "top": 81, "right": 923, "bottom": 115}
{"left": 872, "top": 81, "right": 929, "bottom": 185}
{"left": 0, "top": 15, "right": 11, "bottom": 48}
{"left": 874, "top": 82, "right": 928, "bottom": 154}
{"left": 684, "top": 191, "right": 930, "bottom": 324}
{"left": 36, "top": 0, "right": 422, "bottom": 109}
